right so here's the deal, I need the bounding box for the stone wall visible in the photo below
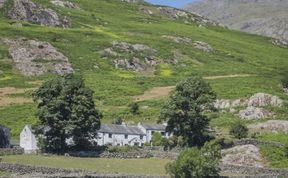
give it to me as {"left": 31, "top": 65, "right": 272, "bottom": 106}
{"left": 233, "top": 139, "right": 284, "bottom": 147}
{"left": 0, "top": 163, "right": 167, "bottom": 178}
{"left": 0, "top": 147, "right": 24, "bottom": 156}
{"left": 220, "top": 164, "right": 288, "bottom": 178}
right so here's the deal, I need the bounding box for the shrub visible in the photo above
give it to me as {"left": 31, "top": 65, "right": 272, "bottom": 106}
{"left": 166, "top": 141, "right": 221, "bottom": 178}
{"left": 281, "top": 71, "right": 288, "bottom": 89}
{"left": 284, "top": 143, "right": 288, "bottom": 158}
{"left": 230, "top": 122, "right": 248, "bottom": 139}
{"left": 129, "top": 102, "right": 139, "bottom": 115}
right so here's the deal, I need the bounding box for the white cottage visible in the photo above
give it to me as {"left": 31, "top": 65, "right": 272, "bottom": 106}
{"left": 138, "top": 123, "right": 170, "bottom": 143}
{"left": 96, "top": 123, "right": 146, "bottom": 146}
{"left": 20, "top": 125, "right": 39, "bottom": 153}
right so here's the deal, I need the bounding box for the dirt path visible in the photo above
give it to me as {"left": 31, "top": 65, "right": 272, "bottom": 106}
{"left": 133, "top": 74, "right": 254, "bottom": 101}
{"left": 133, "top": 86, "right": 175, "bottom": 102}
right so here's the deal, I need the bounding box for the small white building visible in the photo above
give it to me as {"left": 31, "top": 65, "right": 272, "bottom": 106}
{"left": 96, "top": 123, "right": 147, "bottom": 146}
{"left": 20, "top": 125, "right": 39, "bottom": 153}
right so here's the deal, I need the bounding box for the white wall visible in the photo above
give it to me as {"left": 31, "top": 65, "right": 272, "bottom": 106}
{"left": 96, "top": 132, "right": 146, "bottom": 146}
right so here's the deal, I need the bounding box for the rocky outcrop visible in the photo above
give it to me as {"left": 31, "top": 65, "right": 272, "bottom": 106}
{"left": 0, "top": 125, "right": 10, "bottom": 148}
{"left": 248, "top": 120, "right": 288, "bottom": 134}
{"left": 51, "top": 0, "right": 80, "bottom": 9}
{"left": 162, "top": 35, "right": 192, "bottom": 44}
{"left": 193, "top": 41, "right": 214, "bottom": 52}
{"left": 5, "top": 38, "right": 73, "bottom": 76}
{"left": 239, "top": 106, "right": 273, "bottom": 120}
{"left": 272, "top": 39, "right": 288, "bottom": 48}
{"left": 8, "top": 0, "right": 71, "bottom": 27}
{"left": 248, "top": 93, "right": 283, "bottom": 107}
{"left": 102, "top": 41, "right": 157, "bottom": 72}
{"left": 221, "top": 144, "right": 264, "bottom": 168}
{"left": 214, "top": 93, "right": 284, "bottom": 109}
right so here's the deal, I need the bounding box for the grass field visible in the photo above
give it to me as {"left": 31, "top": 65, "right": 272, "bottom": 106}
{"left": 1, "top": 155, "right": 171, "bottom": 175}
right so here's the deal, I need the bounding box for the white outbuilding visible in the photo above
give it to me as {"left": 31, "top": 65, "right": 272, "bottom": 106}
{"left": 20, "top": 125, "right": 39, "bottom": 153}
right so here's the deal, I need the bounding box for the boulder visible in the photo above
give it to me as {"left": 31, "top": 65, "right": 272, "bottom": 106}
{"left": 272, "top": 39, "right": 288, "bottom": 48}
{"left": 114, "top": 58, "right": 144, "bottom": 72}
{"left": 51, "top": 0, "right": 80, "bottom": 9}
{"left": 193, "top": 41, "right": 213, "bottom": 52}
{"left": 8, "top": 0, "right": 71, "bottom": 28}
{"left": 121, "top": 0, "right": 143, "bottom": 3}
{"left": 4, "top": 38, "right": 73, "bottom": 76}
{"left": 248, "top": 120, "right": 288, "bottom": 134}
{"left": 248, "top": 93, "right": 283, "bottom": 107}
{"left": 214, "top": 99, "right": 246, "bottom": 109}
{"left": 221, "top": 144, "right": 264, "bottom": 168}
{"left": 239, "top": 106, "right": 273, "bottom": 120}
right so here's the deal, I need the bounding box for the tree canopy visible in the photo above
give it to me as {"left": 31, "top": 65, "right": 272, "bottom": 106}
{"left": 166, "top": 141, "right": 221, "bottom": 178}
{"left": 159, "top": 76, "right": 216, "bottom": 147}
{"left": 33, "top": 74, "right": 102, "bottom": 153}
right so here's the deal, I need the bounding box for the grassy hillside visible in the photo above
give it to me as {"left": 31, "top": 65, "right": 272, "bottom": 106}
{"left": 0, "top": 0, "right": 287, "bottom": 145}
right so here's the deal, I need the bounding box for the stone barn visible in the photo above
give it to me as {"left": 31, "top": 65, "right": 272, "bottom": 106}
{"left": 0, "top": 125, "right": 10, "bottom": 148}
{"left": 20, "top": 125, "right": 39, "bottom": 153}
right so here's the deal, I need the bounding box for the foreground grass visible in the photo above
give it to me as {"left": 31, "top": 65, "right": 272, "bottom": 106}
{"left": 259, "top": 145, "right": 288, "bottom": 168}
{"left": 0, "top": 171, "right": 11, "bottom": 177}
{"left": 2, "top": 155, "right": 171, "bottom": 175}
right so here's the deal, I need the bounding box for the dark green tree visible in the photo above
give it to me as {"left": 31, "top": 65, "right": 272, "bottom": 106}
{"left": 33, "top": 74, "right": 102, "bottom": 153}
{"left": 159, "top": 76, "right": 216, "bottom": 147}
{"left": 281, "top": 71, "right": 288, "bottom": 89}
{"left": 166, "top": 141, "right": 221, "bottom": 178}
{"left": 229, "top": 122, "right": 248, "bottom": 139}
{"left": 129, "top": 102, "right": 139, "bottom": 115}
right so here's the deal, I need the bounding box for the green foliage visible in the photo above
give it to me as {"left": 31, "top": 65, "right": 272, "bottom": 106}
{"left": 111, "top": 117, "right": 123, "bottom": 125}
{"left": 159, "top": 76, "right": 216, "bottom": 147}
{"left": 284, "top": 144, "right": 288, "bottom": 158}
{"left": 129, "top": 102, "right": 140, "bottom": 115}
{"left": 229, "top": 122, "right": 248, "bottom": 139}
{"left": 166, "top": 141, "right": 221, "bottom": 178}
{"left": 259, "top": 145, "right": 288, "bottom": 168}
{"left": 33, "top": 74, "right": 102, "bottom": 153}
{"left": 281, "top": 71, "right": 288, "bottom": 89}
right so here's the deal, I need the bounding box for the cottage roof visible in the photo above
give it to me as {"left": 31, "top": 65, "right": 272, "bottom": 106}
{"left": 99, "top": 124, "right": 145, "bottom": 135}
{"left": 141, "top": 123, "right": 166, "bottom": 131}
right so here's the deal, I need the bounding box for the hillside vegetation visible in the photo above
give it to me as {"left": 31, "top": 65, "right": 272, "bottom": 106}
{"left": 0, "top": 0, "right": 287, "bottom": 155}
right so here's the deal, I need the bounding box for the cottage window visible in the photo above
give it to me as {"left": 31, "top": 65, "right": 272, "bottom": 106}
{"left": 140, "top": 135, "right": 143, "bottom": 140}
{"left": 161, "top": 132, "right": 165, "bottom": 136}
{"left": 125, "top": 134, "right": 128, "bottom": 139}
{"left": 109, "top": 133, "right": 112, "bottom": 138}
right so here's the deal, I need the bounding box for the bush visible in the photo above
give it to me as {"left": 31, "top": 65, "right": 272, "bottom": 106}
{"left": 166, "top": 141, "right": 221, "bottom": 178}
{"left": 129, "top": 102, "right": 139, "bottom": 115}
{"left": 281, "top": 71, "right": 288, "bottom": 89}
{"left": 284, "top": 144, "right": 288, "bottom": 158}
{"left": 230, "top": 122, "right": 248, "bottom": 139}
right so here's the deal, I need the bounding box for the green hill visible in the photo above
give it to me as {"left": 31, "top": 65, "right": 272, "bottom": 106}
{"left": 0, "top": 0, "right": 287, "bottom": 154}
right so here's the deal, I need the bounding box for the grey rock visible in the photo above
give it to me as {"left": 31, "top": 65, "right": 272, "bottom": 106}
{"left": 4, "top": 38, "right": 73, "bottom": 76}
{"left": 248, "top": 120, "right": 288, "bottom": 134}
{"left": 105, "top": 41, "right": 157, "bottom": 72}
{"left": 162, "top": 35, "right": 192, "bottom": 44}
{"left": 248, "top": 93, "right": 283, "bottom": 107}
{"left": 121, "top": 0, "right": 143, "bottom": 3}
{"left": 8, "top": 0, "right": 71, "bottom": 28}
{"left": 221, "top": 144, "right": 264, "bottom": 168}
{"left": 239, "top": 106, "right": 272, "bottom": 120}
{"left": 51, "top": 0, "right": 80, "bottom": 9}
{"left": 193, "top": 41, "right": 213, "bottom": 52}
{"left": 272, "top": 39, "right": 288, "bottom": 48}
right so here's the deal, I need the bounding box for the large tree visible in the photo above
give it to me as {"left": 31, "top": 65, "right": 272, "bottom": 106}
{"left": 33, "top": 74, "right": 102, "bottom": 153}
{"left": 159, "top": 76, "right": 216, "bottom": 147}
